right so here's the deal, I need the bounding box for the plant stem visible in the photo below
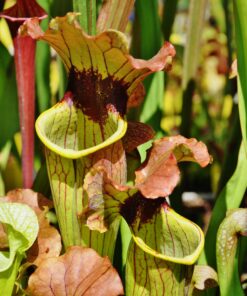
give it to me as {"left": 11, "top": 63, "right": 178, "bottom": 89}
{"left": 14, "top": 35, "right": 36, "bottom": 188}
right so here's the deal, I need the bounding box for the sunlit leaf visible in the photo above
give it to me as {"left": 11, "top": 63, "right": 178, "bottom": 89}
{"left": 191, "top": 265, "right": 218, "bottom": 291}
{"left": 27, "top": 246, "right": 124, "bottom": 296}
{"left": 73, "top": 0, "right": 96, "bottom": 34}
{"left": 135, "top": 135, "right": 211, "bottom": 198}
{"left": 0, "top": 202, "right": 39, "bottom": 272}
{"left": 3, "top": 189, "right": 53, "bottom": 215}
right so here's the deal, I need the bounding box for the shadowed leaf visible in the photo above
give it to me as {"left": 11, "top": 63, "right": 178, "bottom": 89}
{"left": 135, "top": 135, "right": 211, "bottom": 198}
{"left": 122, "top": 121, "right": 154, "bottom": 153}
{"left": 27, "top": 212, "right": 62, "bottom": 266}
{"left": 27, "top": 246, "right": 124, "bottom": 296}
{"left": 0, "top": 223, "right": 8, "bottom": 249}
{"left": 127, "top": 82, "right": 145, "bottom": 109}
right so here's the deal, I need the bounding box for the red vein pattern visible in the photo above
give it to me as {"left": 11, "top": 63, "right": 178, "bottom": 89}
{"left": 126, "top": 241, "right": 193, "bottom": 296}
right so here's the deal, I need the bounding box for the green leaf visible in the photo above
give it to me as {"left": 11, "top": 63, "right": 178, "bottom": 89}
{"left": 119, "top": 217, "right": 131, "bottom": 273}
{"left": 0, "top": 141, "right": 12, "bottom": 196}
{"left": 0, "top": 202, "right": 39, "bottom": 272}
{"left": 0, "top": 253, "right": 23, "bottom": 296}
{"left": 140, "top": 71, "right": 164, "bottom": 130}
{"left": 0, "top": 44, "right": 19, "bottom": 149}
{"left": 0, "top": 141, "right": 12, "bottom": 171}
{"left": 73, "top": 0, "right": 96, "bottom": 35}
{"left": 131, "top": 0, "right": 164, "bottom": 131}
{"left": 36, "top": 0, "right": 51, "bottom": 113}
{"left": 199, "top": 143, "right": 247, "bottom": 267}
{"left": 162, "top": 0, "right": 179, "bottom": 41}
{"left": 216, "top": 209, "right": 247, "bottom": 296}
{"left": 233, "top": 0, "right": 247, "bottom": 153}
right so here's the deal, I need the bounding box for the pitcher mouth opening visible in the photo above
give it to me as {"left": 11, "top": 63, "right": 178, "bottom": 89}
{"left": 35, "top": 102, "right": 127, "bottom": 159}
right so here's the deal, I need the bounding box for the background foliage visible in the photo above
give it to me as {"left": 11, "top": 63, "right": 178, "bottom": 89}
{"left": 0, "top": 0, "right": 246, "bottom": 295}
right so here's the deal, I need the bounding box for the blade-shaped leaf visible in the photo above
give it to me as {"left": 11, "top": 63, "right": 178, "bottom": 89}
{"left": 199, "top": 143, "right": 247, "bottom": 267}
{"left": 135, "top": 135, "right": 211, "bottom": 198}
{"left": 0, "top": 252, "right": 23, "bottom": 296}
{"left": 0, "top": 202, "right": 39, "bottom": 272}
{"left": 216, "top": 209, "right": 247, "bottom": 296}
{"left": 27, "top": 246, "right": 124, "bottom": 296}
{"left": 0, "top": 141, "right": 12, "bottom": 196}
{"left": 233, "top": 0, "right": 247, "bottom": 152}
{"left": 73, "top": 0, "right": 96, "bottom": 35}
